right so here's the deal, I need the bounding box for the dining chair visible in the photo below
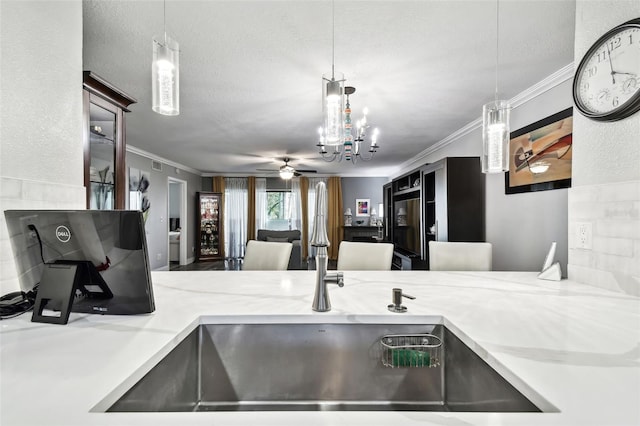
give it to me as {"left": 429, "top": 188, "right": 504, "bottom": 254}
{"left": 428, "top": 241, "right": 492, "bottom": 271}
{"left": 242, "top": 240, "right": 293, "bottom": 271}
{"left": 336, "top": 241, "right": 394, "bottom": 270}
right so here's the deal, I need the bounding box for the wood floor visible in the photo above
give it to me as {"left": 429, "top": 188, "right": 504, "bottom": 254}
{"left": 170, "top": 259, "right": 241, "bottom": 271}
{"left": 169, "top": 259, "right": 336, "bottom": 271}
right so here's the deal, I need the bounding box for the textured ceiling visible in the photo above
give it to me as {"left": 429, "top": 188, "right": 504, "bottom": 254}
{"left": 83, "top": 0, "right": 576, "bottom": 177}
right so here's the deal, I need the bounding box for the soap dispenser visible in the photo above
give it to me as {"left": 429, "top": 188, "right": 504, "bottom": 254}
{"left": 388, "top": 288, "right": 415, "bottom": 313}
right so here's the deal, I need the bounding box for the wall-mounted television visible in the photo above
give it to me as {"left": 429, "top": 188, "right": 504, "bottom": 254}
{"left": 393, "top": 198, "right": 421, "bottom": 256}
{"left": 4, "top": 210, "right": 155, "bottom": 322}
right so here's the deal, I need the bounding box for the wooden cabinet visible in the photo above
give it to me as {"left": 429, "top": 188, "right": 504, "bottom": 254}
{"left": 422, "top": 157, "right": 485, "bottom": 268}
{"left": 382, "top": 182, "right": 392, "bottom": 241}
{"left": 342, "top": 226, "right": 382, "bottom": 242}
{"left": 389, "top": 168, "right": 424, "bottom": 270}
{"left": 385, "top": 157, "right": 485, "bottom": 270}
{"left": 83, "top": 71, "right": 136, "bottom": 209}
{"left": 391, "top": 168, "right": 421, "bottom": 196}
{"left": 196, "top": 192, "right": 223, "bottom": 261}
{"left": 391, "top": 250, "right": 424, "bottom": 270}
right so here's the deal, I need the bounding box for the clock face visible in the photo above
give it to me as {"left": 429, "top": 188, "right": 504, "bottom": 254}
{"left": 574, "top": 19, "right": 640, "bottom": 121}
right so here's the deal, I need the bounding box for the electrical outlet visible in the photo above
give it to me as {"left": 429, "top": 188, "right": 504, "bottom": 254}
{"left": 576, "top": 222, "right": 592, "bottom": 250}
{"left": 156, "top": 253, "right": 162, "bottom": 261}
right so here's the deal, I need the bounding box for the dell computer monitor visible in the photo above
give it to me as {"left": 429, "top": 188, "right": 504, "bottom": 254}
{"left": 4, "top": 210, "right": 155, "bottom": 317}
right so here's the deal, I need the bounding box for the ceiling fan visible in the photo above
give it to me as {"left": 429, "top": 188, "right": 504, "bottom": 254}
{"left": 257, "top": 157, "right": 317, "bottom": 180}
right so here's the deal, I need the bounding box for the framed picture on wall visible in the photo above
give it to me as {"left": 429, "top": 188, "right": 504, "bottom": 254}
{"left": 505, "top": 107, "right": 573, "bottom": 194}
{"left": 356, "top": 199, "right": 370, "bottom": 217}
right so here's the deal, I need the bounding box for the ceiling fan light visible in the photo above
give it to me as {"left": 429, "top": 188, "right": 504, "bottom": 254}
{"left": 279, "top": 169, "right": 294, "bottom": 180}
{"left": 279, "top": 165, "right": 295, "bottom": 180}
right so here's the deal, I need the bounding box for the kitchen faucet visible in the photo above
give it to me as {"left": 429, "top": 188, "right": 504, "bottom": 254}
{"left": 310, "top": 182, "right": 344, "bottom": 312}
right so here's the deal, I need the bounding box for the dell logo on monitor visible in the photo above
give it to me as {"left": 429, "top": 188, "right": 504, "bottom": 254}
{"left": 55, "top": 225, "right": 71, "bottom": 243}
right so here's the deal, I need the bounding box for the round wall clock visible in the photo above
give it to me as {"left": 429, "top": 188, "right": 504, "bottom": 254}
{"left": 573, "top": 17, "right": 640, "bottom": 121}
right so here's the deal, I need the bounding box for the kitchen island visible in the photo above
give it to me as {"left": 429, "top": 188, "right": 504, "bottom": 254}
{"left": 1, "top": 270, "right": 639, "bottom": 425}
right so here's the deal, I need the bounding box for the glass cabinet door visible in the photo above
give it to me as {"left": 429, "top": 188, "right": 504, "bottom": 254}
{"left": 197, "top": 192, "right": 223, "bottom": 260}
{"left": 88, "top": 102, "right": 116, "bottom": 209}
{"left": 83, "top": 71, "right": 136, "bottom": 210}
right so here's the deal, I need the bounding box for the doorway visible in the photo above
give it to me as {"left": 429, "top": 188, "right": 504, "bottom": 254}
{"left": 168, "top": 177, "right": 188, "bottom": 266}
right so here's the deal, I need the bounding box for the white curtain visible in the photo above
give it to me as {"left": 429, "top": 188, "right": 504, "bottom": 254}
{"left": 255, "top": 178, "right": 267, "bottom": 233}
{"left": 224, "top": 177, "right": 248, "bottom": 259}
{"left": 289, "top": 178, "right": 303, "bottom": 231}
{"left": 306, "top": 177, "right": 327, "bottom": 257}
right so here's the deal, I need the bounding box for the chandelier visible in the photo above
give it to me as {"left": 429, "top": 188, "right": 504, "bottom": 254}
{"left": 316, "top": 0, "right": 379, "bottom": 164}
{"left": 317, "top": 86, "right": 380, "bottom": 164}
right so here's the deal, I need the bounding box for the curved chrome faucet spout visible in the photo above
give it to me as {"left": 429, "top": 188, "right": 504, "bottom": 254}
{"left": 311, "top": 182, "right": 343, "bottom": 312}
{"left": 310, "top": 182, "right": 330, "bottom": 247}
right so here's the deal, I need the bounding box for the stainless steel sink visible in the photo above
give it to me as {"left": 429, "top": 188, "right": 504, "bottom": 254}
{"left": 107, "top": 320, "right": 545, "bottom": 412}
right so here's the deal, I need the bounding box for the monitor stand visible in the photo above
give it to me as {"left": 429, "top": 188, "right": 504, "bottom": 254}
{"left": 32, "top": 261, "right": 113, "bottom": 325}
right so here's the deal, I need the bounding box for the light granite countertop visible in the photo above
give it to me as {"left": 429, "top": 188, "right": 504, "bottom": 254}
{"left": 1, "top": 270, "right": 639, "bottom": 426}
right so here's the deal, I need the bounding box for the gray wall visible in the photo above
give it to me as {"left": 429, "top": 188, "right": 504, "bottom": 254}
{"left": 127, "top": 151, "right": 203, "bottom": 270}
{"left": 202, "top": 177, "right": 213, "bottom": 192}
{"left": 488, "top": 81, "right": 571, "bottom": 273}
{"left": 0, "top": 0, "right": 85, "bottom": 295}
{"left": 267, "top": 177, "right": 291, "bottom": 190}
{"left": 399, "top": 79, "right": 573, "bottom": 273}
{"left": 341, "top": 177, "right": 387, "bottom": 225}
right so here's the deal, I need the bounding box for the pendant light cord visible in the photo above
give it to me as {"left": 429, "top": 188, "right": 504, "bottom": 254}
{"left": 331, "top": 0, "right": 335, "bottom": 79}
{"left": 494, "top": 0, "right": 499, "bottom": 103}
{"left": 163, "top": 0, "right": 167, "bottom": 44}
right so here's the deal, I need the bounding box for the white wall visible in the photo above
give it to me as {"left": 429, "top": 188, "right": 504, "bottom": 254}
{"left": 573, "top": 1, "right": 640, "bottom": 187}
{"left": 0, "top": 0, "right": 85, "bottom": 295}
{"left": 399, "top": 77, "right": 574, "bottom": 273}
{"left": 568, "top": 0, "right": 640, "bottom": 295}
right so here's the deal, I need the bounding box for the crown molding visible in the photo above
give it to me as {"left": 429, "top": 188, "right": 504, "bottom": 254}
{"left": 202, "top": 172, "right": 249, "bottom": 178}
{"left": 126, "top": 145, "right": 203, "bottom": 176}
{"left": 510, "top": 63, "right": 574, "bottom": 108}
{"left": 393, "top": 63, "right": 575, "bottom": 177}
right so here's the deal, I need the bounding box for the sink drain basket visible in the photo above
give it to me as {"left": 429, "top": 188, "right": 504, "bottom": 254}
{"left": 380, "top": 333, "right": 442, "bottom": 368}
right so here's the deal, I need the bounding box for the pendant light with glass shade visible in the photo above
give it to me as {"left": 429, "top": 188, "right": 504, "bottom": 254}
{"left": 152, "top": 0, "right": 179, "bottom": 116}
{"left": 482, "top": 0, "right": 510, "bottom": 173}
{"left": 321, "top": 0, "right": 345, "bottom": 146}
{"left": 317, "top": 86, "right": 381, "bottom": 164}
{"left": 315, "top": 0, "right": 381, "bottom": 164}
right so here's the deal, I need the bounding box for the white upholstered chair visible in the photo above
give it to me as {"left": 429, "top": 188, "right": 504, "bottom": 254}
{"left": 242, "top": 240, "right": 293, "bottom": 271}
{"left": 336, "top": 241, "right": 394, "bottom": 271}
{"left": 428, "top": 241, "right": 492, "bottom": 271}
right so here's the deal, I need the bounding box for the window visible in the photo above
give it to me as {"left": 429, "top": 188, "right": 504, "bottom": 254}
{"left": 266, "top": 191, "right": 294, "bottom": 230}
{"left": 259, "top": 178, "right": 302, "bottom": 232}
